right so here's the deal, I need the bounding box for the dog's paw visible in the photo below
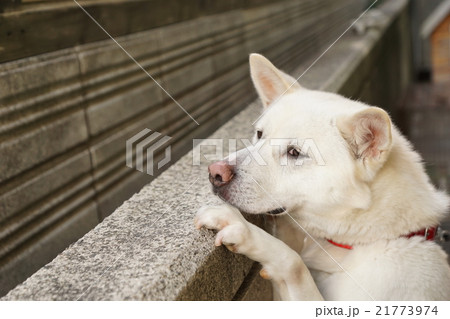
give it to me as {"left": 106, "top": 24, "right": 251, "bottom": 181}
{"left": 214, "top": 223, "right": 250, "bottom": 252}
{"left": 194, "top": 205, "right": 251, "bottom": 253}
{"left": 194, "top": 205, "right": 243, "bottom": 230}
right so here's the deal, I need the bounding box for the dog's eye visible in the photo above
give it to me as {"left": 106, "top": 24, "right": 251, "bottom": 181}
{"left": 257, "top": 130, "right": 263, "bottom": 139}
{"left": 287, "top": 147, "right": 300, "bottom": 158}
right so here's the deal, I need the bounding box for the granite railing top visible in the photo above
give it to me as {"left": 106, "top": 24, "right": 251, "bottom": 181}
{"left": 2, "top": 0, "right": 406, "bottom": 300}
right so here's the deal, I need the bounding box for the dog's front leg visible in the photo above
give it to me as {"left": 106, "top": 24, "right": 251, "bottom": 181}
{"left": 195, "top": 204, "right": 323, "bottom": 301}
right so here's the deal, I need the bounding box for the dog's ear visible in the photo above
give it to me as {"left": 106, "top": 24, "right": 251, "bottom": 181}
{"left": 338, "top": 107, "right": 392, "bottom": 180}
{"left": 249, "top": 54, "right": 301, "bottom": 108}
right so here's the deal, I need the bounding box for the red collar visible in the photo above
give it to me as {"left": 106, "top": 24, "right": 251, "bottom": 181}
{"left": 327, "top": 226, "right": 438, "bottom": 250}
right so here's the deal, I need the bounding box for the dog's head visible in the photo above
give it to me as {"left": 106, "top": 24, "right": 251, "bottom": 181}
{"left": 209, "top": 54, "right": 393, "bottom": 219}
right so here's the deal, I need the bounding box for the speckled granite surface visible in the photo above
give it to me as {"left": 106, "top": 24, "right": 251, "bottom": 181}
{"left": 2, "top": 0, "right": 409, "bottom": 300}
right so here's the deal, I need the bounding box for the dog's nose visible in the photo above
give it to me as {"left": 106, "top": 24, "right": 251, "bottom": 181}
{"left": 208, "top": 161, "right": 234, "bottom": 187}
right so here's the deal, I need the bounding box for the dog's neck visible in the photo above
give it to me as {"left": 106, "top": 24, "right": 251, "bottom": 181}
{"left": 298, "top": 130, "right": 448, "bottom": 246}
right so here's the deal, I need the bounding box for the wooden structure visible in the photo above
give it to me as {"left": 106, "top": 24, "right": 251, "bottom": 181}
{"left": 431, "top": 14, "right": 450, "bottom": 82}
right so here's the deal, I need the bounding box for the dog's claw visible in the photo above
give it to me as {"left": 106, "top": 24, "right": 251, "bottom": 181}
{"left": 224, "top": 244, "right": 237, "bottom": 252}
{"left": 214, "top": 233, "right": 223, "bottom": 246}
{"left": 259, "top": 268, "right": 271, "bottom": 280}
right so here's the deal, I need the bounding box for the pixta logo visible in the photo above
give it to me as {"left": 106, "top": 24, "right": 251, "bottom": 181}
{"left": 126, "top": 129, "right": 172, "bottom": 176}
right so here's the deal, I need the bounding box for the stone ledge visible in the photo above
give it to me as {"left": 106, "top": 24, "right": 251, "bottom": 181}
{"left": 2, "top": 0, "right": 410, "bottom": 300}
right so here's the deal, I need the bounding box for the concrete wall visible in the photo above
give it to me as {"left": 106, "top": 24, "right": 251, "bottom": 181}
{"left": 0, "top": 0, "right": 362, "bottom": 296}
{"left": 2, "top": 0, "right": 412, "bottom": 300}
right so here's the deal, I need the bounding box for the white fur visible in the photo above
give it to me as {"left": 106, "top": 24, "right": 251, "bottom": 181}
{"left": 195, "top": 54, "right": 450, "bottom": 300}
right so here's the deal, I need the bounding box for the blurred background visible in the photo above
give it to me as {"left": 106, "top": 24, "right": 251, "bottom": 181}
{"left": 0, "top": 0, "right": 449, "bottom": 297}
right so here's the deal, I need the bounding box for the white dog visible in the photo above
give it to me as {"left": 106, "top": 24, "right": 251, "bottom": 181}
{"left": 194, "top": 54, "right": 450, "bottom": 300}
